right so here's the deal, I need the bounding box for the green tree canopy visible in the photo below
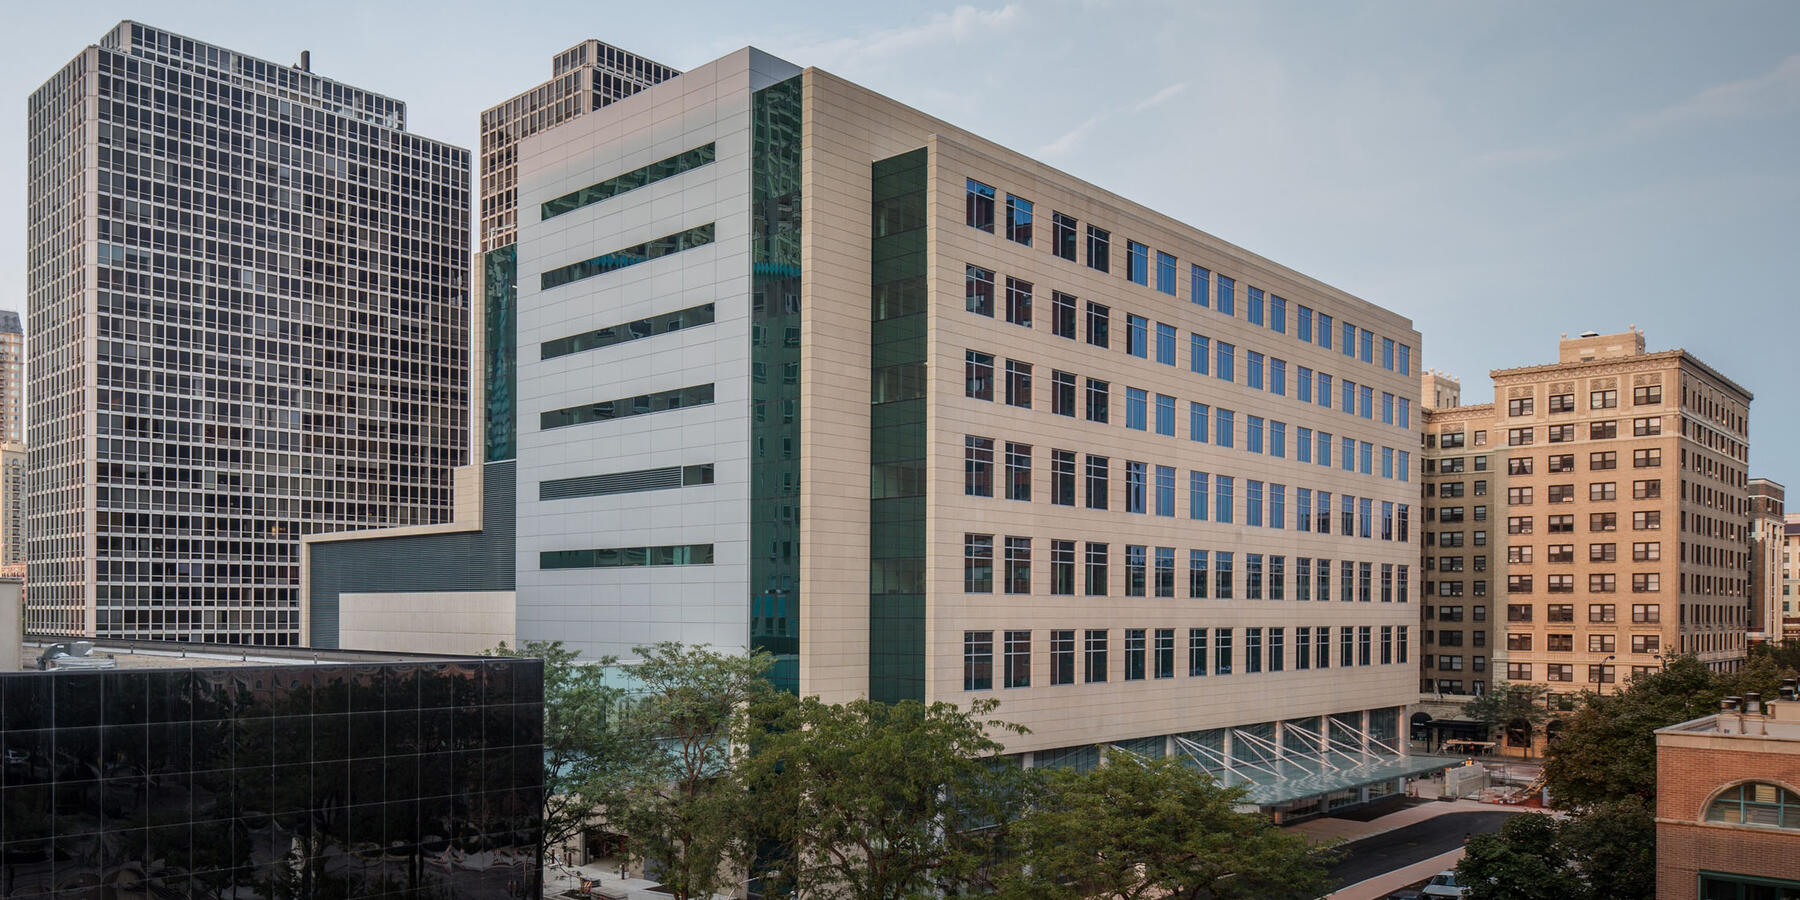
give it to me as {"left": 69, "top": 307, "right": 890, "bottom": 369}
{"left": 994, "top": 753, "right": 1333, "bottom": 900}
{"left": 1456, "top": 800, "right": 1654, "bottom": 900}
{"left": 486, "top": 639, "right": 625, "bottom": 852}
{"left": 744, "top": 695, "right": 1029, "bottom": 900}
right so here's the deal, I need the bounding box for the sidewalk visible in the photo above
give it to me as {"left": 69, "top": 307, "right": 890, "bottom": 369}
{"left": 1289, "top": 797, "right": 1503, "bottom": 846}
{"left": 1328, "top": 847, "right": 1466, "bottom": 900}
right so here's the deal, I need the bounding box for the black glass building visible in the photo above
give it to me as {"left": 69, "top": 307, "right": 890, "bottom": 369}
{"left": 0, "top": 649, "right": 543, "bottom": 898}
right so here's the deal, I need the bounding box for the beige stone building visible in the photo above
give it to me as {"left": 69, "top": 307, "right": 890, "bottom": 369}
{"left": 1782, "top": 514, "right": 1800, "bottom": 641}
{"left": 1420, "top": 329, "right": 1752, "bottom": 722}
{"left": 1748, "top": 478, "right": 1785, "bottom": 644}
{"left": 0, "top": 442, "right": 22, "bottom": 570}
{"left": 0, "top": 311, "right": 21, "bottom": 445}
{"left": 1419, "top": 374, "right": 1500, "bottom": 701}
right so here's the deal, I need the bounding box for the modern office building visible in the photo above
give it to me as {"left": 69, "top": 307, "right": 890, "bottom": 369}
{"left": 479, "top": 39, "right": 678, "bottom": 252}
{"left": 0, "top": 310, "right": 22, "bottom": 444}
{"left": 1418, "top": 373, "right": 1499, "bottom": 700}
{"left": 314, "top": 44, "right": 1444, "bottom": 817}
{"left": 0, "top": 638, "right": 543, "bottom": 898}
{"left": 26, "top": 22, "right": 471, "bottom": 644}
{"left": 1654, "top": 686, "right": 1800, "bottom": 899}
{"left": 1748, "top": 478, "right": 1785, "bottom": 644}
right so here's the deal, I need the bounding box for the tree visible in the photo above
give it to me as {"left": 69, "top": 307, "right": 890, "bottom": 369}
{"left": 487, "top": 640, "right": 628, "bottom": 853}
{"left": 995, "top": 754, "right": 1333, "bottom": 900}
{"left": 744, "top": 695, "right": 1030, "bottom": 900}
{"left": 1543, "top": 655, "right": 1787, "bottom": 806}
{"left": 1461, "top": 683, "right": 1549, "bottom": 756}
{"left": 1455, "top": 800, "right": 1655, "bottom": 900}
{"left": 603, "top": 642, "right": 776, "bottom": 900}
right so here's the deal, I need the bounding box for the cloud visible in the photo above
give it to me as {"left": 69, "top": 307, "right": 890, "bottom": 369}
{"left": 1038, "top": 81, "right": 1190, "bottom": 158}
{"left": 779, "top": 5, "right": 1025, "bottom": 69}
{"left": 1630, "top": 53, "right": 1800, "bottom": 133}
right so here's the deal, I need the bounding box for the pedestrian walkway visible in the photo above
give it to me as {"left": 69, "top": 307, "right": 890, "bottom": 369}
{"left": 1329, "top": 847, "right": 1466, "bottom": 900}
{"left": 1290, "top": 797, "right": 1505, "bottom": 846}
{"left": 540, "top": 863, "right": 735, "bottom": 900}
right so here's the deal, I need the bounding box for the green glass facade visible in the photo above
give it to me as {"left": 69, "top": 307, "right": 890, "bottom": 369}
{"left": 868, "top": 148, "right": 929, "bottom": 703}
{"left": 483, "top": 246, "right": 518, "bottom": 463}
{"left": 750, "top": 76, "right": 803, "bottom": 693}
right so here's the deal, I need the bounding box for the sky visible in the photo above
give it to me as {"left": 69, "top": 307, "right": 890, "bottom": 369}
{"left": 3, "top": 1, "right": 1796, "bottom": 487}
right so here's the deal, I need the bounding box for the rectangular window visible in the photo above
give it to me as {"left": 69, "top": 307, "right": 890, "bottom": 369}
{"left": 1156, "top": 251, "right": 1178, "bottom": 295}
{"left": 1246, "top": 628, "right": 1263, "bottom": 673}
{"left": 1341, "top": 321, "right": 1357, "bottom": 357}
{"left": 1052, "top": 212, "right": 1078, "bottom": 261}
{"left": 964, "top": 534, "right": 993, "bottom": 592}
{"left": 1271, "top": 295, "right": 1288, "bottom": 333}
{"left": 1360, "top": 329, "right": 1374, "bottom": 363}
{"left": 1319, "top": 373, "right": 1333, "bottom": 410}
{"left": 1155, "top": 394, "right": 1176, "bottom": 436}
{"left": 965, "top": 350, "right": 994, "bottom": 400}
{"left": 964, "top": 436, "right": 994, "bottom": 497}
{"left": 1051, "top": 540, "right": 1076, "bottom": 595}
{"left": 1052, "top": 291, "right": 1077, "bottom": 338}
{"left": 1155, "top": 546, "right": 1176, "bottom": 597}
{"left": 1189, "top": 471, "right": 1210, "bottom": 521}
{"left": 1247, "top": 481, "right": 1265, "bottom": 528}
{"left": 1084, "top": 629, "right": 1108, "bottom": 683}
{"left": 1155, "top": 465, "right": 1176, "bottom": 517}
{"left": 1087, "top": 225, "right": 1111, "bottom": 272}
{"left": 1126, "top": 388, "right": 1148, "bottom": 431}
{"left": 966, "top": 179, "right": 996, "bottom": 231}
{"left": 1248, "top": 416, "right": 1265, "bottom": 454}
{"left": 1217, "top": 342, "right": 1236, "bottom": 382}
{"left": 1271, "top": 359, "right": 1287, "bottom": 396}
{"left": 964, "top": 631, "right": 993, "bottom": 690}
{"left": 1086, "top": 302, "right": 1110, "bottom": 348}
{"left": 1156, "top": 323, "right": 1177, "bottom": 366}
{"left": 1399, "top": 344, "right": 1412, "bottom": 375}
{"left": 1633, "top": 416, "right": 1662, "bottom": 436}
{"left": 1247, "top": 552, "right": 1265, "bottom": 599}
{"left": 1154, "top": 628, "right": 1176, "bottom": 678}
{"left": 540, "top": 383, "right": 716, "bottom": 430}
{"left": 1124, "top": 629, "right": 1147, "bottom": 680}
{"left": 1188, "top": 549, "right": 1208, "bottom": 598}
{"left": 1247, "top": 351, "right": 1265, "bottom": 389}
{"left": 1005, "top": 359, "right": 1032, "bottom": 408}
{"left": 1216, "top": 409, "right": 1235, "bottom": 449}
{"left": 1318, "top": 312, "right": 1334, "bottom": 349}
{"left": 1085, "top": 542, "right": 1109, "bottom": 596}
{"left": 1297, "top": 427, "right": 1313, "bottom": 464}
{"left": 1382, "top": 338, "right": 1395, "bottom": 371}
{"left": 1215, "top": 551, "right": 1234, "bottom": 599}
{"left": 1051, "top": 449, "right": 1076, "bottom": 506}
{"left": 1188, "top": 628, "right": 1208, "bottom": 676}
{"left": 1634, "top": 384, "right": 1663, "bottom": 405}
{"left": 966, "top": 265, "right": 995, "bottom": 316}
{"left": 1005, "top": 277, "right": 1033, "bottom": 327}
{"left": 1126, "top": 240, "right": 1150, "bottom": 285}
{"left": 1004, "top": 442, "right": 1032, "bottom": 501}
{"left": 1126, "top": 314, "right": 1149, "bottom": 358}
{"left": 1341, "top": 626, "right": 1355, "bottom": 666}
{"left": 1190, "top": 334, "right": 1211, "bottom": 375}
{"left": 1086, "top": 455, "right": 1109, "bottom": 510}
{"left": 1190, "top": 402, "right": 1210, "bottom": 444}
{"left": 542, "top": 223, "right": 718, "bottom": 289}
{"left": 1004, "top": 630, "right": 1031, "bottom": 687}
{"left": 1216, "top": 274, "right": 1236, "bottom": 316}
{"left": 1247, "top": 287, "right": 1265, "bottom": 326}
{"left": 1125, "top": 461, "right": 1148, "bottom": 514}
{"left": 1215, "top": 476, "right": 1234, "bottom": 524}
{"left": 1005, "top": 194, "right": 1033, "bottom": 244}
{"left": 1215, "top": 628, "right": 1233, "bottom": 675}
{"left": 1271, "top": 422, "right": 1287, "bottom": 459}
{"left": 1191, "top": 265, "right": 1210, "bottom": 307}
{"left": 1050, "top": 630, "right": 1075, "bottom": 685}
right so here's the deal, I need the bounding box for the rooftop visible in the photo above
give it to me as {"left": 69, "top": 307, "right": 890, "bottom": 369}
{"left": 1658, "top": 683, "right": 1800, "bottom": 743}
{"left": 14, "top": 635, "right": 493, "bottom": 673}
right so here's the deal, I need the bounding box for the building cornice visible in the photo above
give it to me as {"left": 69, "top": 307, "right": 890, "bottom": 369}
{"left": 1490, "top": 350, "right": 1752, "bottom": 402}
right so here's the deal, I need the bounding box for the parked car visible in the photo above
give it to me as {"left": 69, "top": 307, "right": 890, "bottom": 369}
{"left": 1421, "top": 870, "right": 1472, "bottom": 898}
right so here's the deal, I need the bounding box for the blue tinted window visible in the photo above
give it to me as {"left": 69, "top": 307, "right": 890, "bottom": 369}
{"left": 1156, "top": 252, "right": 1177, "bottom": 295}
{"left": 1382, "top": 337, "right": 1395, "bottom": 370}
{"left": 1126, "top": 314, "right": 1149, "bottom": 358}
{"left": 1319, "top": 373, "right": 1333, "bottom": 409}
{"left": 1155, "top": 465, "right": 1175, "bottom": 517}
{"left": 1399, "top": 398, "right": 1412, "bottom": 429}
{"left": 1271, "top": 295, "right": 1287, "bottom": 333}
{"left": 1189, "top": 471, "right": 1209, "bottom": 520}
{"left": 1341, "top": 321, "right": 1356, "bottom": 356}
{"left": 1319, "top": 432, "right": 1332, "bottom": 467}
{"left": 1271, "top": 421, "right": 1286, "bottom": 458}
{"left": 1399, "top": 450, "right": 1411, "bottom": 482}
{"left": 1297, "top": 426, "right": 1312, "bottom": 462}
{"left": 1342, "top": 436, "right": 1355, "bottom": 472}
{"left": 1342, "top": 379, "right": 1355, "bottom": 412}
{"left": 1361, "top": 328, "right": 1374, "bottom": 363}
{"left": 1156, "top": 323, "right": 1177, "bottom": 365}
{"left": 1270, "top": 484, "right": 1286, "bottom": 529}
{"left": 1318, "top": 312, "right": 1334, "bottom": 349}
{"left": 1360, "top": 385, "right": 1374, "bottom": 419}
{"left": 1298, "top": 367, "right": 1312, "bottom": 402}
{"left": 1190, "top": 334, "right": 1210, "bottom": 375}
{"left": 1247, "top": 287, "right": 1264, "bottom": 326}
{"left": 1247, "top": 480, "right": 1263, "bottom": 527}
{"left": 1217, "top": 342, "right": 1235, "bottom": 382}
{"left": 1216, "top": 476, "right": 1235, "bottom": 524}
{"left": 1217, "top": 275, "right": 1235, "bottom": 316}
{"left": 1006, "top": 194, "right": 1033, "bottom": 245}
{"left": 1360, "top": 441, "right": 1373, "bottom": 475}
{"left": 1399, "top": 343, "right": 1412, "bottom": 376}
{"left": 1155, "top": 394, "right": 1176, "bottom": 436}
{"left": 1191, "top": 265, "right": 1210, "bottom": 307}
{"left": 1382, "top": 446, "right": 1394, "bottom": 479}
{"left": 966, "top": 179, "right": 996, "bottom": 231}
{"left": 1216, "top": 409, "right": 1235, "bottom": 449}
{"left": 1190, "top": 402, "right": 1209, "bottom": 443}
{"left": 1126, "top": 461, "right": 1148, "bottom": 513}
{"left": 1247, "top": 416, "right": 1264, "bottom": 454}
{"left": 1126, "top": 387, "right": 1148, "bottom": 430}
{"left": 1270, "top": 359, "right": 1287, "bottom": 396}
{"left": 1127, "top": 240, "right": 1149, "bottom": 285}
{"left": 1298, "top": 306, "right": 1313, "bottom": 342}
{"left": 1382, "top": 392, "right": 1395, "bottom": 424}
{"left": 1247, "top": 352, "right": 1264, "bottom": 389}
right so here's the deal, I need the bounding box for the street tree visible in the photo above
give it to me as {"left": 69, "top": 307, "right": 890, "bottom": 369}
{"left": 1456, "top": 800, "right": 1654, "bottom": 900}
{"left": 1460, "top": 682, "right": 1549, "bottom": 755}
{"left": 604, "top": 642, "right": 776, "bottom": 900}
{"left": 1456, "top": 813, "right": 1585, "bottom": 900}
{"left": 744, "top": 695, "right": 1030, "bottom": 900}
{"left": 994, "top": 753, "right": 1333, "bottom": 900}
{"left": 486, "top": 640, "right": 627, "bottom": 854}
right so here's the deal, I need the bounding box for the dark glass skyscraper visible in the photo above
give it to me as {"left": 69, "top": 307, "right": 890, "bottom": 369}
{"left": 26, "top": 22, "right": 471, "bottom": 644}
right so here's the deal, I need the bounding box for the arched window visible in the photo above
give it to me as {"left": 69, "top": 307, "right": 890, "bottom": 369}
{"left": 1706, "top": 782, "right": 1800, "bottom": 829}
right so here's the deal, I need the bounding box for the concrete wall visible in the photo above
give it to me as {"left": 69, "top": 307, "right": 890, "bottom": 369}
{"left": 337, "top": 590, "right": 515, "bottom": 655}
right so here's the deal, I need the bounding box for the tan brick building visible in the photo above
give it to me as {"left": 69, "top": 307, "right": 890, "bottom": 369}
{"left": 1419, "top": 373, "right": 1499, "bottom": 699}
{"left": 1749, "top": 478, "right": 1786, "bottom": 644}
{"left": 1656, "top": 690, "right": 1800, "bottom": 898}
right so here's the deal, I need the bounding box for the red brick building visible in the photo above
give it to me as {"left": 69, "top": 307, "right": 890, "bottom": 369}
{"left": 1656, "top": 687, "right": 1800, "bottom": 899}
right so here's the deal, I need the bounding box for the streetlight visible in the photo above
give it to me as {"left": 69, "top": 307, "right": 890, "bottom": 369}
{"left": 1598, "top": 655, "right": 1616, "bottom": 695}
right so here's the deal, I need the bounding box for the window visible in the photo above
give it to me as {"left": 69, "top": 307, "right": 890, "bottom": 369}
{"left": 1550, "top": 424, "right": 1577, "bottom": 442}
{"left": 1271, "top": 295, "right": 1288, "bottom": 334}
{"left": 1509, "top": 487, "right": 1534, "bottom": 505}
{"left": 1633, "top": 416, "right": 1662, "bottom": 436}
{"left": 1634, "top": 448, "right": 1662, "bottom": 468}
{"left": 965, "top": 437, "right": 994, "bottom": 497}
{"left": 1245, "top": 287, "right": 1265, "bottom": 326}
{"left": 1358, "top": 626, "right": 1373, "bottom": 666}
{"left": 1124, "top": 628, "right": 1147, "bottom": 680}
{"left": 1216, "top": 551, "right": 1235, "bottom": 599}
{"left": 1547, "top": 664, "right": 1575, "bottom": 682}
{"left": 964, "top": 631, "right": 993, "bottom": 689}
{"left": 1070, "top": 380, "right": 1107, "bottom": 428}
{"left": 1005, "top": 277, "right": 1033, "bottom": 327}
{"left": 1632, "top": 603, "right": 1661, "bottom": 623}
{"left": 964, "top": 351, "right": 994, "bottom": 400}
{"left": 1086, "top": 302, "right": 1110, "bottom": 348}
{"left": 1509, "top": 457, "right": 1534, "bottom": 475}
{"left": 1591, "top": 512, "right": 1617, "bottom": 532}
{"left": 1005, "top": 360, "right": 1032, "bottom": 408}
{"left": 1156, "top": 395, "right": 1176, "bottom": 437}
{"left": 1631, "top": 634, "right": 1660, "bottom": 654}
{"left": 1084, "top": 629, "right": 1108, "bottom": 683}
{"left": 1508, "top": 575, "right": 1534, "bottom": 594}
{"left": 1632, "top": 541, "right": 1661, "bottom": 562}
{"left": 1545, "top": 393, "right": 1574, "bottom": 413}
{"left": 1589, "top": 603, "right": 1617, "bottom": 623}
{"left": 1085, "top": 542, "right": 1109, "bottom": 595}
{"left": 1705, "top": 783, "right": 1800, "bottom": 830}
{"left": 1590, "top": 451, "right": 1617, "bottom": 470}
{"left": 1005, "top": 194, "right": 1033, "bottom": 245}
{"left": 1508, "top": 397, "right": 1534, "bottom": 417}
{"left": 1590, "top": 543, "right": 1617, "bottom": 562}
{"left": 1189, "top": 628, "right": 1207, "bottom": 676}
{"left": 1049, "top": 370, "right": 1077, "bottom": 417}
{"left": 1508, "top": 663, "right": 1533, "bottom": 681}
{"left": 1086, "top": 225, "right": 1111, "bottom": 272}
{"left": 1547, "top": 454, "right": 1575, "bottom": 473}
{"left": 966, "top": 265, "right": 995, "bottom": 316}
{"left": 1052, "top": 212, "right": 1078, "bottom": 261}
{"left": 1217, "top": 342, "right": 1236, "bottom": 382}
{"left": 1549, "top": 514, "right": 1575, "bottom": 533}
{"left": 1126, "top": 315, "right": 1149, "bottom": 358}
{"left": 1341, "top": 322, "right": 1357, "bottom": 357}
{"left": 1632, "top": 573, "right": 1661, "bottom": 593}
{"left": 1085, "top": 456, "right": 1109, "bottom": 510}
{"left": 1588, "top": 664, "right": 1616, "bottom": 685}
{"left": 1508, "top": 427, "right": 1535, "bottom": 446}
{"left": 1051, "top": 450, "right": 1076, "bottom": 506}
{"left": 1155, "top": 628, "right": 1176, "bottom": 678}
{"left": 1125, "top": 388, "right": 1148, "bottom": 431}
{"left": 1051, "top": 540, "right": 1076, "bottom": 595}
{"left": 1589, "top": 420, "right": 1617, "bottom": 440}
{"left": 1190, "top": 265, "right": 1210, "bottom": 307}
{"left": 1217, "top": 275, "right": 1236, "bottom": 316}
{"left": 1588, "top": 482, "right": 1615, "bottom": 501}
{"left": 1050, "top": 630, "right": 1075, "bottom": 685}
{"left": 1155, "top": 546, "right": 1176, "bottom": 596}
{"left": 1548, "top": 634, "right": 1574, "bottom": 651}
{"left": 1548, "top": 604, "right": 1575, "bottom": 623}
{"left": 1156, "top": 323, "right": 1177, "bottom": 365}
{"left": 1051, "top": 291, "right": 1077, "bottom": 339}
{"left": 1121, "top": 464, "right": 1144, "bottom": 514}
{"left": 964, "top": 535, "right": 993, "bottom": 592}
{"left": 1004, "top": 630, "right": 1031, "bottom": 687}
{"left": 1248, "top": 416, "right": 1265, "bottom": 454}
{"left": 1298, "top": 306, "right": 1314, "bottom": 342}
{"left": 1188, "top": 549, "right": 1208, "bottom": 598}
{"left": 1246, "top": 628, "right": 1263, "bottom": 673}
{"left": 1632, "top": 479, "right": 1661, "bottom": 500}
{"left": 1005, "top": 443, "right": 1032, "bottom": 501}
{"left": 1360, "top": 329, "right": 1374, "bottom": 363}
{"left": 1634, "top": 384, "right": 1663, "bottom": 406}
{"left": 1633, "top": 510, "right": 1661, "bottom": 530}
{"left": 1155, "top": 466, "right": 1175, "bottom": 517}
{"left": 1216, "top": 409, "right": 1235, "bottom": 449}
{"left": 1591, "top": 389, "right": 1617, "bottom": 409}
{"left": 1507, "top": 604, "right": 1533, "bottom": 622}
{"left": 1216, "top": 628, "right": 1234, "bottom": 675}
{"left": 966, "top": 179, "right": 995, "bottom": 231}
{"left": 1121, "top": 240, "right": 1150, "bottom": 285}
{"left": 1247, "top": 351, "right": 1264, "bottom": 389}
{"left": 1155, "top": 252, "right": 1178, "bottom": 295}
{"left": 1316, "top": 626, "right": 1331, "bottom": 668}
{"left": 1246, "top": 551, "right": 1264, "bottom": 598}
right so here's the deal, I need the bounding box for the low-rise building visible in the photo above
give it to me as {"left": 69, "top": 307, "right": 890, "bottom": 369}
{"left": 1656, "top": 686, "right": 1800, "bottom": 898}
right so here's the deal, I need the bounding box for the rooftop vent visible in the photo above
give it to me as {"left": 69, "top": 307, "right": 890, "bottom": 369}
{"left": 1578, "top": 331, "right": 1600, "bottom": 338}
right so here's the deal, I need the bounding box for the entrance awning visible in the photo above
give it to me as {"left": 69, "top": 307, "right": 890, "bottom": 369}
{"left": 1169, "top": 727, "right": 1464, "bottom": 807}
{"left": 1226, "top": 753, "right": 1463, "bottom": 805}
